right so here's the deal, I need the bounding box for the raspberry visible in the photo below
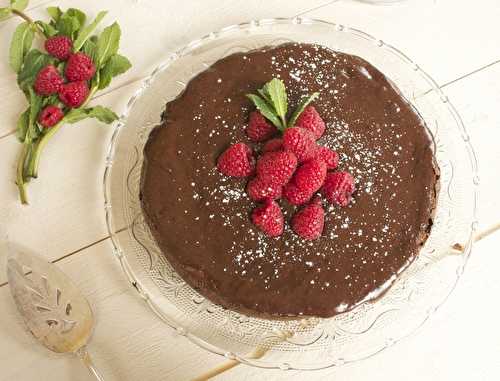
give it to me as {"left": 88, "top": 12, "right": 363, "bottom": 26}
{"left": 283, "top": 182, "right": 313, "bottom": 206}
{"left": 247, "top": 177, "right": 282, "bottom": 201}
{"left": 251, "top": 200, "right": 284, "bottom": 237}
{"left": 262, "top": 138, "right": 283, "bottom": 153}
{"left": 282, "top": 127, "right": 316, "bottom": 162}
{"left": 256, "top": 150, "right": 297, "bottom": 186}
{"left": 33, "top": 65, "right": 63, "bottom": 96}
{"left": 314, "top": 146, "right": 339, "bottom": 170}
{"left": 217, "top": 142, "right": 255, "bottom": 177}
{"left": 246, "top": 111, "right": 277, "bottom": 142}
{"left": 291, "top": 197, "right": 325, "bottom": 240}
{"left": 293, "top": 158, "right": 327, "bottom": 195}
{"left": 37, "top": 105, "right": 64, "bottom": 128}
{"left": 321, "top": 171, "right": 356, "bottom": 207}
{"left": 295, "top": 106, "right": 326, "bottom": 139}
{"left": 59, "top": 81, "right": 90, "bottom": 108}
{"left": 45, "top": 36, "right": 73, "bottom": 60}
{"left": 65, "top": 52, "right": 96, "bottom": 81}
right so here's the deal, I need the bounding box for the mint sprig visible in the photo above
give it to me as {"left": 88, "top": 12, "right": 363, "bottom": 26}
{"left": 247, "top": 78, "right": 319, "bottom": 132}
{"left": 3, "top": 3, "right": 132, "bottom": 204}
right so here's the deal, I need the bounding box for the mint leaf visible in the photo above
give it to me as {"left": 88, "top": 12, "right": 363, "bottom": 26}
{"left": 288, "top": 92, "right": 320, "bottom": 128}
{"left": 10, "top": 0, "right": 29, "bottom": 11}
{"left": 265, "top": 78, "right": 287, "bottom": 126}
{"left": 73, "top": 10, "right": 107, "bottom": 52}
{"left": 66, "top": 8, "right": 86, "bottom": 27}
{"left": 26, "top": 87, "right": 42, "bottom": 143}
{"left": 9, "top": 22, "right": 34, "bottom": 73}
{"left": 257, "top": 88, "right": 273, "bottom": 106}
{"left": 246, "top": 94, "right": 283, "bottom": 130}
{"left": 35, "top": 20, "right": 57, "bottom": 37}
{"left": 0, "top": 7, "right": 12, "bottom": 21}
{"left": 42, "top": 94, "right": 59, "bottom": 107}
{"left": 98, "top": 54, "right": 131, "bottom": 89}
{"left": 82, "top": 38, "right": 97, "bottom": 61}
{"left": 56, "top": 13, "right": 80, "bottom": 38}
{"left": 16, "top": 109, "right": 30, "bottom": 142}
{"left": 64, "top": 106, "right": 118, "bottom": 124}
{"left": 46, "top": 6, "right": 61, "bottom": 22}
{"left": 96, "top": 22, "right": 120, "bottom": 66}
{"left": 17, "top": 50, "right": 53, "bottom": 92}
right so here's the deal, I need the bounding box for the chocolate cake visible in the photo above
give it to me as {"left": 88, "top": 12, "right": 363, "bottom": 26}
{"left": 140, "top": 43, "right": 439, "bottom": 318}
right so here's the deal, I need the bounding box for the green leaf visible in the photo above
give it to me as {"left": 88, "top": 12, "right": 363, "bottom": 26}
{"left": 246, "top": 94, "right": 283, "bottom": 130}
{"left": 17, "top": 49, "right": 53, "bottom": 92}
{"left": 35, "top": 20, "right": 57, "bottom": 37}
{"left": 26, "top": 87, "right": 42, "bottom": 143}
{"left": 257, "top": 88, "right": 273, "bottom": 107}
{"left": 46, "top": 6, "right": 61, "bottom": 22}
{"left": 9, "top": 22, "right": 34, "bottom": 73}
{"left": 73, "top": 10, "right": 107, "bottom": 52}
{"left": 0, "top": 7, "right": 12, "bottom": 21}
{"left": 98, "top": 54, "right": 131, "bottom": 89}
{"left": 56, "top": 13, "right": 80, "bottom": 38}
{"left": 10, "top": 0, "right": 28, "bottom": 11}
{"left": 82, "top": 38, "right": 97, "bottom": 61}
{"left": 96, "top": 22, "right": 121, "bottom": 66}
{"left": 288, "top": 92, "right": 320, "bottom": 128}
{"left": 42, "top": 94, "right": 59, "bottom": 107}
{"left": 66, "top": 8, "right": 86, "bottom": 27}
{"left": 64, "top": 105, "right": 118, "bottom": 124}
{"left": 16, "top": 109, "right": 30, "bottom": 142}
{"left": 264, "top": 78, "right": 287, "bottom": 123}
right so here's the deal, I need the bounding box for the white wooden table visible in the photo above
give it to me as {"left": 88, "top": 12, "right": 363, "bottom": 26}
{"left": 1, "top": 0, "right": 500, "bottom": 380}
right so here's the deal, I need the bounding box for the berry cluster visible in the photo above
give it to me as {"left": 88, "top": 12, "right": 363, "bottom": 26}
{"left": 34, "top": 36, "right": 96, "bottom": 127}
{"left": 217, "top": 105, "right": 355, "bottom": 240}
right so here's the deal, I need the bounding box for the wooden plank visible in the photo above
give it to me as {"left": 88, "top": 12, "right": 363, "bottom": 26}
{"left": 306, "top": 0, "right": 500, "bottom": 87}
{"left": 0, "top": 232, "right": 498, "bottom": 380}
{"left": 0, "top": 0, "right": 331, "bottom": 137}
{"left": 442, "top": 64, "right": 500, "bottom": 232}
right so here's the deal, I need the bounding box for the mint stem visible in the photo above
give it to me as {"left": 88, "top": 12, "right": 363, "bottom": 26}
{"left": 28, "top": 86, "right": 98, "bottom": 179}
{"left": 16, "top": 143, "right": 29, "bottom": 204}
{"left": 11, "top": 9, "right": 44, "bottom": 36}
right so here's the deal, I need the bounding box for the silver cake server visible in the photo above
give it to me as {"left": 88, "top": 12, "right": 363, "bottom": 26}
{"left": 6, "top": 246, "right": 104, "bottom": 380}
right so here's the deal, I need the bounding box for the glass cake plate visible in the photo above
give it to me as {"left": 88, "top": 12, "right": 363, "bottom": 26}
{"left": 103, "top": 18, "right": 478, "bottom": 370}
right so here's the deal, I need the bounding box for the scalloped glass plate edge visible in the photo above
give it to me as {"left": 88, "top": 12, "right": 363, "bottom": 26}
{"left": 103, "top": 17, "right": 478, "bottom": 370}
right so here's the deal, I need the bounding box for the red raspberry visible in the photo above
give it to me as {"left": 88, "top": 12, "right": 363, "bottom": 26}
{"left": 33, "top": 65, "right": 63, "bottom": 96}
{"left": 247, "top": 177, "right": 282, "bottom": 201}
{"left": 321, "top": 171, "right": 356, "bottom": 207}
{"left": 262, "top": 138, "right": 283, "bottom": 153}
{"left": 251, "top": 200, "right": 284, "bottom": 237}
{"left": 314, "top": 146, "right": 339, "bottom": 170}
{"left": 283, "top": 182, "right": 313, "bottom": 206}
{"left": 291, "top": 197, "right": 325, "bottom": 240}
{"left": 295, "top": 106, "right": 326, "bottom": 139}
{"left": 293, "top": 158, "right": 327, "bottom": 195}
{"left": 37, "top": 105, "right": 64, "bottom": 128}
{"left": 217, "top": 142, "right": 255, "bottom": 177}
{"left": 65, "top": 52, "right": 96, "bottom": 81}
{"left": 59, "top": 81, "right": 90, "bottom": 108}
{"left": 45, "top": 36, "right": 73, "bottom": 60}
{"left": 246, "top": 111, "right": 277, "bottom": 142}
{"left": 256, "top": 150, "right": 297, "bottom": 186}
{"left": 282, "top": 127, "right": 316, "bottom": 162}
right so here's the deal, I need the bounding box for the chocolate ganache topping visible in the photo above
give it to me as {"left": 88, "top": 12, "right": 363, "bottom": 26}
{"left": 140, "top": 43, "right": 439, "bottom": 318}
